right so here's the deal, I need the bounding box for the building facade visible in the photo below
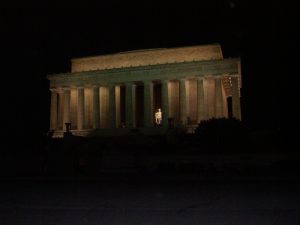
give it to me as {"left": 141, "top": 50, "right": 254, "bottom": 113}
{"left": 47, "top": 44, "right": 241, "bottom": 137}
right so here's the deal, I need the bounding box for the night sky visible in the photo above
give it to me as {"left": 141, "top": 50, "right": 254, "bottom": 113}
{"left": 1, "top": 1, "right": 296, "bottom": 146}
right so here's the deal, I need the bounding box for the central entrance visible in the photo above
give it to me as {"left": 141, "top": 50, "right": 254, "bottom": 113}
{"left": 118, "top": 82, "right": 163, "bottom": 128}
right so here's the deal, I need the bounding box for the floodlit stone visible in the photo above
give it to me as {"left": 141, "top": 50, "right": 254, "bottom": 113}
{"left": 47, "top": 44, "right": 241, "bottom": 137}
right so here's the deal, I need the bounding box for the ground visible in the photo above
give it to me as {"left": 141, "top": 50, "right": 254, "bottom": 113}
{"left": 0, "top": 178, "right": 300, "bottom": 225}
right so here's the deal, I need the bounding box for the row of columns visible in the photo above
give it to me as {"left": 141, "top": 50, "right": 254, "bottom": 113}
{"left": 50, "top": 76, "right": 241, "bottom": 131}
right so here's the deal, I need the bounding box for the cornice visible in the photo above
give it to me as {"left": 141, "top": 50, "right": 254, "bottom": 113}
{"left": 48, "top": 58, "right": 240, "bottom": 79}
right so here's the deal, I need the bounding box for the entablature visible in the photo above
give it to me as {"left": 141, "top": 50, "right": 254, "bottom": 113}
{"left": 48, "top": 58, "right": 241, "bottom": 88}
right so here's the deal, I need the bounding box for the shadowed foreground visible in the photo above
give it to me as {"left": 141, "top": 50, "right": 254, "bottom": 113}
{"left": 1, "top": 126, "right": 299, "bottom": 224}
{"left": 0, "top": 179, "right": 300, "bottom": 225}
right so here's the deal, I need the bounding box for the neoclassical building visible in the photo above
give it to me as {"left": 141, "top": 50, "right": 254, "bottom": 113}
{"left": 47, "top": 44, "right": 241, "bottom": 137}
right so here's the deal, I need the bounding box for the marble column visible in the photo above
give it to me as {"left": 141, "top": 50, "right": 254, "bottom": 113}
{"left": 197, "top": 77, "right": 207, "bottom": 123}
{"left": 50, "top": 89, "right": 58, "bottom": 130}
{"left": 63, "top": 88, "right": 71, "bottom": 131}
{"left": 162, "top": 80, "right": 169, "bottom": 127}
{"left": 109, "top": 84, "right": 117, "bottom": 128}
{"left": 57, "top": 89, "right": 64, "bottom": 130}
{"left": 179, "top": 78, "right": 188, "bottom": 125}
{"left": 125, "top": 82, "right": 136, "bottom": 128}
{"left": 100, "top": 86, "right": 109, "bottom": 128}
{"left": 144, "top": 81, "right": 154, "bottom": 127}
{"left": 206, "top": 76, "right": 216, "bottom": 118}
{"left": 215, "top": 76, "right": 224, "bottom": 118}
{"left": 115, "top": 86, "right": 121, "bottom": 128}
{"left": 92, "top": 85, "right": 100, "bottom": 129}
{"left": 231, "top": 76, "right": 241, "bottom": 119}
{"left": 77, "top": 87, "right": 85, "bottom": 130}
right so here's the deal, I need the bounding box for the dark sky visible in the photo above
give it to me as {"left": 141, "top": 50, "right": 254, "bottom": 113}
{"left": 1, "top": 0, "right": 296, "bottom": 145}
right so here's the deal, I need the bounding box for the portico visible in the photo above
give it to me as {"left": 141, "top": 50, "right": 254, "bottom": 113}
{"left": 47, "top": 44, "right": 241, "bottom": 137}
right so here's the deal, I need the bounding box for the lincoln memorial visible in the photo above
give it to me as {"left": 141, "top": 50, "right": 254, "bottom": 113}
{"left": 47, "top": 44, "right": 241, "bottom": 137}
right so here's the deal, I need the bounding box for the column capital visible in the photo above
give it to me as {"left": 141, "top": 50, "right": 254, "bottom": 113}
{"left": 230, "top": 74, "right": 239, "bottom": 78}
{"left": 62, "top": 87, "right": 71, "bottom": 91}
{"left": 196, "top": 76, "right": 204, "bottom": 81}
{"left": 143, "top": 80, "right": 153, "bottom": 85}
{"left": 203, "top": 75, "right": 213, "bottom": 79}
{"left": 125, "top": 81, "right": 136, "bottom": 86}
{"left": 69, "top": 85, "right": 78, "bottom": 90}
{"left": 108, "top": 83, "right": 117, "bottom": 87}
{"left": 214, "top": 75, "right": 224, "bottom": 79}
{"left": 56, "top": 87, "right": 64, "bottom": 93}
{"left": 81, "top": 84, "right": 94, "bottom": 88}
{"left": 50, "top": 88, "right": 57, "bottom": 92}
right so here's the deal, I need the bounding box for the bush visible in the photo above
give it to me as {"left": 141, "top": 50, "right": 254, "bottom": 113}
{"left": 194, "top": 117, "right": 249, "bottom": 150}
